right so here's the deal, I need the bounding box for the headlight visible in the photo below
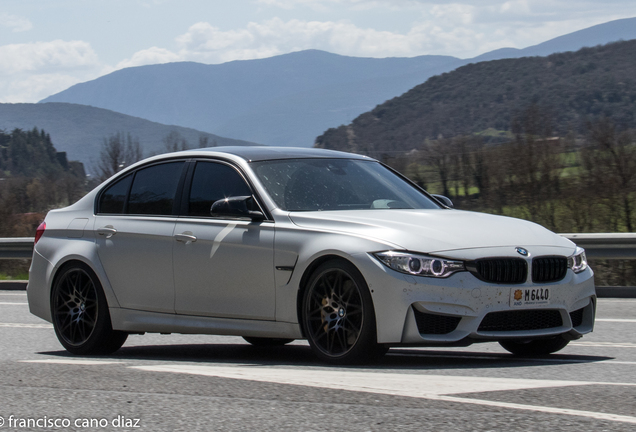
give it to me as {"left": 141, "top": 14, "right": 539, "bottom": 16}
{"left": 567, "top": 247, "right": 588, "bottom": 273}
{"left": 373, "top": 251, "right": 465, "bottom": 278}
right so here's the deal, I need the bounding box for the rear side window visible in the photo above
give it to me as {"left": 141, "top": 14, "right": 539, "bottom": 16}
{"left": 127, "top": 162, "right": 184, "bottom": 215}
{"left": 98, "top": 174, "right": 132, "bottom": 214}
{"left": 187, "top": 161, "right": 252, "bottom": 217}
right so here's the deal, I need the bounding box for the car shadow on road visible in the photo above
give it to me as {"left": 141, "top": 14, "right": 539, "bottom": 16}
{"left": 38, "top": 342, "right": 615, "bottom": 371}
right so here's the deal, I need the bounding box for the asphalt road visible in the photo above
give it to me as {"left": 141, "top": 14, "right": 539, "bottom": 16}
{"left": 1, "top": 291, "right": 635, "bottom": 432}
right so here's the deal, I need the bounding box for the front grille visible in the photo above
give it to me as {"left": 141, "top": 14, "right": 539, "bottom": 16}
{"left": 569, "top": 307, "right": 585, "bottom": 327}
{"left": 413, "top": 308, "right": 462, "bottom": 335}
{"left": 467, "top": 258, "right": 527, "bottom": 284}
{"left": 532, "top": 256, "right": 568, "bottom": 283}
{"left": 478, "top": 309, "right": 563, "bottom": 332}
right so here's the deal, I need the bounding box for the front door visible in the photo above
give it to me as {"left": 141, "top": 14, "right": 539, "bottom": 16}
{"left": 173, "top": 161, "right": 276, "bottom": 320}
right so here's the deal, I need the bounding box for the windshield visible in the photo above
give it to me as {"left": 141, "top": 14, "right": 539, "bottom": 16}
{"left": 251, "top": 158, "right": 441, "bottom": 211}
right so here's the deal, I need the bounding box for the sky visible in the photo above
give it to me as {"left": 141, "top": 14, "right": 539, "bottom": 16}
{"left": 1, "top": 0, "right": 635, "bottom": 104}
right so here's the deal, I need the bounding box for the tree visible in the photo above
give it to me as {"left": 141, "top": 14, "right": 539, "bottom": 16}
{"left": 96, "top": 132, "right": 143, "bottom": 181}
{"left": 163, "top": 131, "right": 189, "bottom": 152}
{"left": 421, "top": 138, "right": 453, "bottom": 198}
{"left": 581, "top": 118, "right": 636, "bottom": 232}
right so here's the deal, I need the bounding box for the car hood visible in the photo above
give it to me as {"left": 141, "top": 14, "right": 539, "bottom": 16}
{"left": 288, "top": 209, "right": 574, "bottom": 254}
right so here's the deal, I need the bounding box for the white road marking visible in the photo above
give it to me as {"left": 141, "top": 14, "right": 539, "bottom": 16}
{"left": 0, "top": 302, "right": 28, "bottom": 305}
{"left": 20, "top": 359, "right": 124, "bottom": 365}
{"left": 131, "top": 364, "right": 594, "bottom": 395}
{"left": 391, "top": 350, "right": 636, "bottom": 364}
{"left": 598, "top": 299, "right": 636, "bottom": 302}
{"left": 0, "top": 292, "right": 27, "bottom": 295}
{"left": 130, "top": 364, "right": 636, "bottom": 424}
{"left": 596, "top": 318, "right": 636, "bottom": 323}
{"left": 571, "top": 341, "right": 636, "bottom": 348}
{"left": 0, "top": 323, "right": 52, "bottom": 328}
{"left": 430, "top": 395, "right": 636, "bottom": 425}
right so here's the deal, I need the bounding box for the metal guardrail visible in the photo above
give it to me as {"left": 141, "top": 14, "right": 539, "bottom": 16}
{"left": 0, "top": 237, "right": 35, "bottom": 259}
{"left": 561, "top": 233, "right": 636, "bottom": 259}
{"left": 1, "top": 234, "right": 636, "bottom": 260}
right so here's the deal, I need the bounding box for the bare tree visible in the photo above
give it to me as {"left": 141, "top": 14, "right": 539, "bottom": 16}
{"left": 582, "top": 118, "right": 636, "bottom": 232}
{"left": 96, "top": 132, "right": 144, "bottom": 181}
{"left": 164, "top": 131, "right": 189, "bottom": 152}
{"left": 421, "top": 138, "right": 453, "bottom": 198}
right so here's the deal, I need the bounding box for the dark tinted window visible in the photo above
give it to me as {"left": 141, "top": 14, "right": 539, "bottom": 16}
{"left": 127, "top": 162, "right": 184, "bottom": 215}
{"left": 188, "top": 162, "right": 252, "bottom": 217}
{"left": 98, "top": 174, "right": 132, "bottom": 214}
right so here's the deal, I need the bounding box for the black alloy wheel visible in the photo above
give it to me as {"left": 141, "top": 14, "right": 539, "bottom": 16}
{"left": 51, "top": 262, "right": 127, "bottom": 355}
{"left": 499, "top": 336, "right": 570, "bottom": 356}
{"left": 302, "top": 259, "right": 385, "bottom": 364}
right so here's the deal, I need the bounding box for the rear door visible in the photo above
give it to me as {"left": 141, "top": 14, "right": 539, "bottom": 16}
{"left": 94, "top": 161, "right": 186, "bottom": 313}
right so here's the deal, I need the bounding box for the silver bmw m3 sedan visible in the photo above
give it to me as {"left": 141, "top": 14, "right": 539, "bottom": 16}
{"left": 27, "top": 147, "right": 595, "bottom": 364}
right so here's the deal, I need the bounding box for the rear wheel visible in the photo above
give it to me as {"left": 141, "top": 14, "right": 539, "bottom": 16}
{"left": 51, "top": 262, "right": 127, "bottom": 355}
{"left": 301, "top": 259, "right": 384, "bottom": 364}
{"left": 243, "top": 337, "right": 294, "bottom": 347}
{"left": 499, "top": 336, "right": 569, "bottom": 356}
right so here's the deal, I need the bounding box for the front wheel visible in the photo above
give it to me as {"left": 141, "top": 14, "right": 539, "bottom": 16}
{"left": 301, "top": 259, "right": 384, "bottom": 364}
{"left": 51, "top": 262, "right": 128, "bottom": 355}
{"left": 499, "top": 336, "right": 570, "bottom": 356}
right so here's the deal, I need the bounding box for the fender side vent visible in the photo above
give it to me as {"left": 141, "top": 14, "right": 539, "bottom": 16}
{"left": 569, "top": 307, "right": 585, "bottom": 327}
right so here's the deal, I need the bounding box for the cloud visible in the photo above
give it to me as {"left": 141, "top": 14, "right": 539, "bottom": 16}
{"left": 0, "top": 13, "right": 33, "bottom": 32}
{"left": 0, "top": 40, "right": 99, "bottom": 75}
{"left": 116, "top": 16, "right": 505, "bottom": 66}
{"left": 0, "top": 40, "right": 104, "bottom": 103}
{"left": 115, "top": 47, "right": 181, "bottom": 69}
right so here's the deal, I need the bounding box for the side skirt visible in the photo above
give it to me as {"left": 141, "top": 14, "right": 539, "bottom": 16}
{"left": 110, "top": 308, "right": 303, "bottom": 339}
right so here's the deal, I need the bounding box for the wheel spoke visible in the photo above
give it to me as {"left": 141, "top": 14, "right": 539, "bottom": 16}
{"left": 304, "top": 267, "right": 368, "bottom": 358}
{"left": 53, "top": 268, "right": 99, "bottom": 347}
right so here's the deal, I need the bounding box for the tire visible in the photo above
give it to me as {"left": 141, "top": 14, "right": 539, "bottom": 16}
{"left": 243, "top": 337, "right": 294, "bottom": 347}
{"left": 301, "top": 259, "right": 384, "bottom": 364}
{"left": 51, "top": 262, "right": 128, "bottom": 355}
{"left": 499, "top": 336, "right": 570, "bottom": 356}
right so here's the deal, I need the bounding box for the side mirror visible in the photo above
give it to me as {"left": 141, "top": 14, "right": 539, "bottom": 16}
{"left": 210, "top": 196, "right": 265, "bottom": 221}
{"left": 432, "top": 194, "right": 454, "bottom": 208}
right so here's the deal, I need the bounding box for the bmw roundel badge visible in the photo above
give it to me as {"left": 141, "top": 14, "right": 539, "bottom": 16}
{"left": 516, "top": 247, "right": 529, "bottom": 256}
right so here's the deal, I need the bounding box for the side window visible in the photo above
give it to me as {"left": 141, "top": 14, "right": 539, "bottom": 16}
{"left": 188, "top": 161, "right": 253, "bottom": 217}
{"left": 98, "top": 174, "right": 132, "bottom": 214}
{"left": 127, "top": 162, "right": 184, "bottom": 216}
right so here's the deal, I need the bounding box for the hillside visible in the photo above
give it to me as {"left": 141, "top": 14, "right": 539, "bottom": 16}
{"left": 38, "top": 17, "right": 636, "bottom": 148}
{"left": 315, "top": 40, "right": 636, "bottom": 154}
{"left": 0, "top": 103, "right": 257, "bottom": 172}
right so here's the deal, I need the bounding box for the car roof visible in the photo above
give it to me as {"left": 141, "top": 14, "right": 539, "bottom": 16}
{"left": 177, "top": 146, "right": 375, "bottom": 162}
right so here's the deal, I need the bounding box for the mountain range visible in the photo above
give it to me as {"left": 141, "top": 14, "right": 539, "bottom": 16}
{"left": 40, "top": 17, "right": 636, "bottom": 149}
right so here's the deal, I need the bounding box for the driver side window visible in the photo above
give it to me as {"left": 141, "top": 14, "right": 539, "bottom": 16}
{"left": 187, "top": 161, "right": 253, "bottom": 217}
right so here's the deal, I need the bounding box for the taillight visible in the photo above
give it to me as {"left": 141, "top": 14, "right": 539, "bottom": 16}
{"left": 35, "top": 221, "right": 46, "bottom": 245}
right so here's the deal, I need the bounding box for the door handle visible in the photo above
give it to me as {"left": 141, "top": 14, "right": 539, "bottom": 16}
{"left": 174, "top": 232, "right": 197, "bottom": 243}
{"left": 96, "top": 226, "right": 117, "bottom": 239}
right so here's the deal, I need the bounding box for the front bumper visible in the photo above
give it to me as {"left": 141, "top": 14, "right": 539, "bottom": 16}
{"left": 353, "top": 252, "right": 596, "bottom": 345}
